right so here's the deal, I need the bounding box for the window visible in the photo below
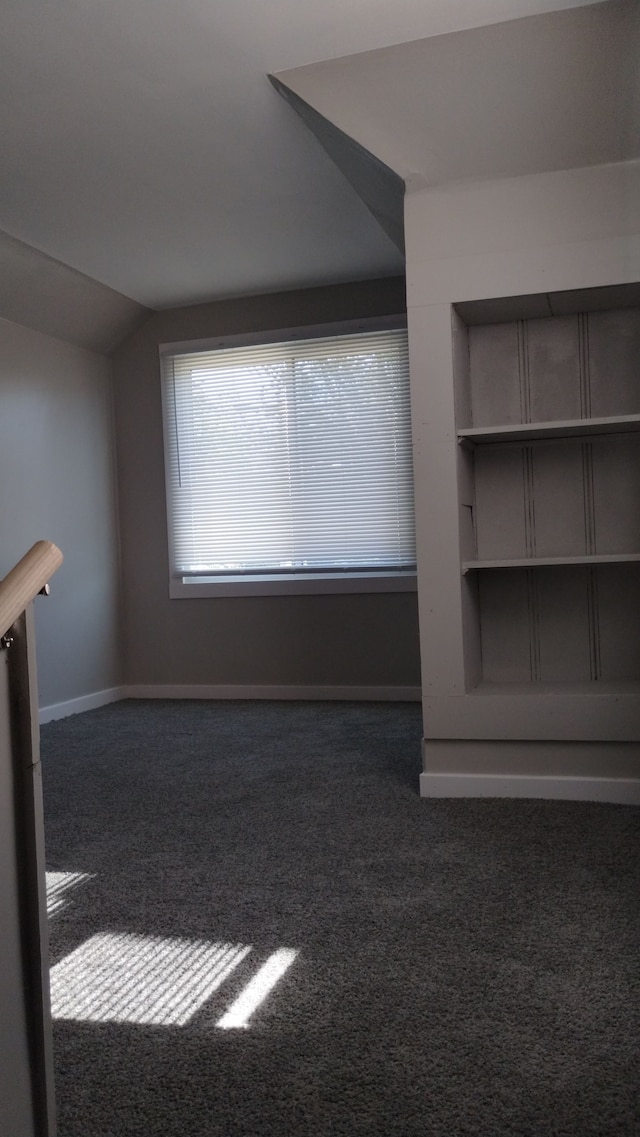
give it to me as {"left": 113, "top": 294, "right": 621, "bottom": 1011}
{"left": 160, "top": 320, "right": 416, "bottom": 597}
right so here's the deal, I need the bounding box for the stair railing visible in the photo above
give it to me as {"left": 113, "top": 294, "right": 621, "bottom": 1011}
{"left": 0, "top": 541, "right": 63, "bottom": 640}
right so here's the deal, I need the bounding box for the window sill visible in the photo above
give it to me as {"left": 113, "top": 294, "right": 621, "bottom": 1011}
{"left": 169, "top": 571, "right": 417, "bottom": 598}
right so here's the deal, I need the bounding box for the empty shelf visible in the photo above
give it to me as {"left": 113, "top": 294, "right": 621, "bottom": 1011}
{"left": 457, "top": 414, "right": 640, "bottom": 445}
{"left": 462, "top": 553, "right": 640, "bottom": 573}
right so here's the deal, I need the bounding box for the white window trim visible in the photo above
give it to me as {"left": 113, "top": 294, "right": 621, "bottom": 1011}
{"left": 160, "top": 315, "right": 416, "bottom": 599}
{"left": 169, "top": 571, "right": 416, "bottom": 599}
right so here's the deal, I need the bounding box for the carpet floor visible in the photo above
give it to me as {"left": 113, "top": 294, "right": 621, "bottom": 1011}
{"left": 41, "top": 700, "right": 640, "bottom": 1137}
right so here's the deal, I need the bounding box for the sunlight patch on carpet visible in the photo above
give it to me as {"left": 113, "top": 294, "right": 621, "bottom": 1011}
{"left": 46, "top": 871, "right": 93, "bottom": 916}
{"left": 216, "top": 948, "right": 298, "bottom": 1030}
{"left": 50, "top": 932, "right": 251, "bottom": 1026}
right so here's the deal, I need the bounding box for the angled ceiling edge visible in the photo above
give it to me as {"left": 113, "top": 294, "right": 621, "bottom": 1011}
{"left": 273, "top": 0, "right": 639, "bottom": 192}
{"left": 269, "top": 76, "right": 405, "bottom": 255}
{"left": 0, "top": 229, "right": 151, "bottom": 355}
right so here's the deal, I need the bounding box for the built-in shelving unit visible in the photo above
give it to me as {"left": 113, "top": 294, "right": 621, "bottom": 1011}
{"left": 453, "top": 301, "right": 640, "bottom": 692}
{"left": 413, "top": 242, "right": 640, "bottom": 796}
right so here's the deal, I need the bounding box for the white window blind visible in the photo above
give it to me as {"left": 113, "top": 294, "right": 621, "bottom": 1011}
{"left": 161, "top": 327, "right": 415, "bottom": 580}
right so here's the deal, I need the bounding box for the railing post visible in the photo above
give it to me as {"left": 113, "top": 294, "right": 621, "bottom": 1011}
{"left": 0, "top": 544, "right": 62, "bottom": 1137}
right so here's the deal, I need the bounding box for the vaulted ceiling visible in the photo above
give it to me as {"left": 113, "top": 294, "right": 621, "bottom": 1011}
{"left": 276, "top": 0, "right": 639, "bottom": 189}
{"left": 0, "top": 0, "right": 634, "bottom": 349}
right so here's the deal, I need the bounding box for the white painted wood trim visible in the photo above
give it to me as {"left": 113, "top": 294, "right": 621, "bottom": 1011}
{"left": 457, "top": 413, "right": 640, "bottom": 444}
{"left": 169, "top": 572, "right": 417, "bottom": 598}
{"left": 39, "top": 684, "right": 421, "bottom": 722}
{"left": 124, "top": 684, "right": 422, "bottom": 702}
{"left": 420, "top": 772, "right": 640, "bottom": 805}
{"left": 422, "top": 692, "right": 640, "bottom": 740}
{"left": 463, "top": 553, "right": 640, "bottom": 573}
{"left": 39, "top": 687, "right": 126, "bottom": 724}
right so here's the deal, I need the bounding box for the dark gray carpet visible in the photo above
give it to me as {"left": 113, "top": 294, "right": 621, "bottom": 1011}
{"left": 41, "top": 700, "right": 639, "bottom": 1137}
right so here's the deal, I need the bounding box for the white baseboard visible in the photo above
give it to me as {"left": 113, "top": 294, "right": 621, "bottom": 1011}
{"left": 39, "top": 683, "right": 420, "bottom": 723}
{"left": 39, "top": 686, "right": 126, "bottom": 725}
{"left": 420, "top": 772, "right": 640, "bottom": 805}
{"left": 123, "top": 683, "right": 422, "bottom": 702}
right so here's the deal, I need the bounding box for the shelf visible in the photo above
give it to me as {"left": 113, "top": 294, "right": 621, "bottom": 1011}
{"left": 448, "top": 306, "right": 640, "bottom": 707}
{"left": 469, "top": 680, "right": 640, "bottom": 696}
{"left": 462, "top": 553, "right": 640, "bottom": 573}
{"left": 457, "top": 413, "right": 640, "bottom": 445}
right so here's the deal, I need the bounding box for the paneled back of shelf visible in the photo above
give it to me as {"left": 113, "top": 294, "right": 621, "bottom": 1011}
{"left": 473, "top": 433, "right": 640, "bottom": 560}
{"left": 478, "top": 563, "right": 640, "bottom": 686}
{"left": 464, "top": 310, "right": 640, "bottom": 428}
{"left": 456, "top": 302, "right": 640, "bottom": 692}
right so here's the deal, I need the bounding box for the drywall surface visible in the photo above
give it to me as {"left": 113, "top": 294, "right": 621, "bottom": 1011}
{"left": 112, "top": 277, "right": 421, "bottom": 689}
{"left": 405, "top": 160, "right": 640, "bottom": 305}
{"left": 0, "top": 227, "right": 149, "bottom": 354}
{"left": 0, "top": 318, "right": 121, "bottom": 706}
{"left": 275, "top": 0, "right": 637, "bottom": 189}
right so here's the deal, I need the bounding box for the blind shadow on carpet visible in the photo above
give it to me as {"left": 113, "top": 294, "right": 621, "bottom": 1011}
{"left": 41, "top": 700, "right": 640, "bottom": 1137}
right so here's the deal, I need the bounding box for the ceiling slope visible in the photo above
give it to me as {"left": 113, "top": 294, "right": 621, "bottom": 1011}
{"left": 269, "top": 76, "right": 405, "bottom": 254}
{"left": 0, "top": 0, "right": 604, "bottom": 309}
{"left": 0, "top": 228, "right": 150, "bottom": 354}
{"left": 274, "top": 0, "right": 640, "bottom": 190}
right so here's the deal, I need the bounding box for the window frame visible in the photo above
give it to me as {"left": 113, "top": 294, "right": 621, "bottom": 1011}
{"left": 159, "top": 315, "right": 417, "bottom": 598}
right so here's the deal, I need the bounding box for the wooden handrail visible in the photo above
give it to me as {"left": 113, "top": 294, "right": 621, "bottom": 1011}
{"left": 0, "top": 541, "right": 63, "bottom": 640}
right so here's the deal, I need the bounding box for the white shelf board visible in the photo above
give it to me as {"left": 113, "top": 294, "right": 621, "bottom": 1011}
{"left": 457, "top": 413, "right": 640, "bottom": 445}
{"left": 462, "top": 553, "right": 640, "bottom": 573}
{"left": 469, "top": 680, "right": 640, "bottom": 696}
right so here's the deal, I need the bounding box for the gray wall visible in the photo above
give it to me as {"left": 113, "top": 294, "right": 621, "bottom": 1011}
{"left": 112, "top": 277, "right": 421, "bottom": 689}
{"left": 0, "top": 317, "right": 121, "bottom": 708}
